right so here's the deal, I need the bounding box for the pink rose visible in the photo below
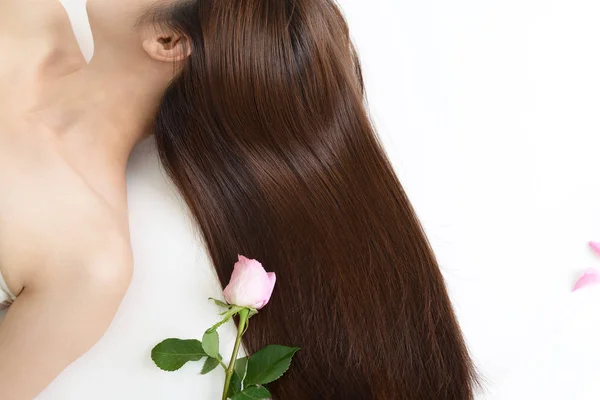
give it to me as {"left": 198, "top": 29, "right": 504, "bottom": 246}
{"left": 223, "top": 255, "right": 276, "bottom": 309}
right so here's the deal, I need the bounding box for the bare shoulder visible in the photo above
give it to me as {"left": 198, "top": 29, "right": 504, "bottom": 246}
{"left": 2, "top": 207, "right": 134, "bottom": 299}
{"left": 34, "top": 205, "right": 134, "bottom": 294}
{"left": 83, "top": 224, "right": 135, "bottom": 292}
{"left": 0, "top": 132, "right": 134, "bottom": 297}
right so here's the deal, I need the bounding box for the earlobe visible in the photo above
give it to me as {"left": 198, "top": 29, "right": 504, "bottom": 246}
{"left": 142, "top": 35, "right": 191, "bottom": 63}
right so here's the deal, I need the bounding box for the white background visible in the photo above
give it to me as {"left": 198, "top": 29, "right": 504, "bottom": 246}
{"left": 16, "top": 0, "right": 600, "bottom": 398}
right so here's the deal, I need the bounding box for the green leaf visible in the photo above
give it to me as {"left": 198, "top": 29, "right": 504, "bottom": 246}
{"left": 202, "top": 330, "right": 220, "bottom": 359}
{"left": 151, "top": 339, "right": 206, "bottom": 372}
{"left": 201, "top": 356, "right": 221, "bottom": 375}
{"left": 207, "top": 313, "right": 234, "bottom": 334}
{"left": 235, "top": 356, "right": 248, "bottom": 378}
{"left": 209, "top": 297, "right": 230, "bottom": 308}
{"left": 231, "top": 386, "right": 272, "bottom": 400}
{"left": 209, "top": 305, "right": 245, "bottom": 333}
{"left": 245, "top": 345, "right": 300, "bottom": 386}
{"left": 228, "top": 356, "right": 248, "bottom": 398}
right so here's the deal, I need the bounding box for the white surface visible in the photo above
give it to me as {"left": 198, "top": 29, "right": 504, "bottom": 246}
{"left": 13, "top": 0, "right": 600, "bottom": 398}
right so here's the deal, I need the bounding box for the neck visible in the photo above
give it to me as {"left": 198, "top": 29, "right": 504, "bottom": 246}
{"left": 32, "top": 46, "right": 171, "bottom": 210}
{"left": 38, "top": 47, "right": 169, "bottom": 167}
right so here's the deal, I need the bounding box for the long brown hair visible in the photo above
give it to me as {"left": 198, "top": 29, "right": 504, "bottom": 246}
{"left": 143, "top": 0, "right": 477, "bottom": 398}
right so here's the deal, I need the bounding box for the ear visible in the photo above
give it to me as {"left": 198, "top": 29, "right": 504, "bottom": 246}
{"left": 142, "top": 32, "right": 191, "bottom": 62}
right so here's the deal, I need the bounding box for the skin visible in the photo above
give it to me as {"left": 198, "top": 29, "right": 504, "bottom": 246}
{"left": 0, "top": 0, "right": 189, "bottom": 398}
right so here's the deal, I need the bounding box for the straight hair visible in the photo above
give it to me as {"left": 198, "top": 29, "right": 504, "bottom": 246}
{"left": 144, "top": 0, "right": 478, "bottom": 398}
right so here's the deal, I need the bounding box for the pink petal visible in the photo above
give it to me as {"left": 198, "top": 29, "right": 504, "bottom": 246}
{"left": 260, "top": 272, "right": 276, "bottom": 308}
{"left": 590, "top": 242, "right": 600, "bottom": 256}
{"left": 267, "top": 272, "right": 276, "bottom": 288}
{"left": 572, "top": 268, "right": 600, "bottom": 292}
{"left": 224, "top": 255, "right": 276, "bottom": 309}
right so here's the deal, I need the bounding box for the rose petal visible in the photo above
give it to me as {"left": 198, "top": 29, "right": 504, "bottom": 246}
{"left": 589, "top": 242, "right": 600, "bottom": 256}
{"left": 223, "top": 255, "right": 276, "bottom": 309}
{"left": 572, "top": 268, "right": 600, "bottom": 292}
{"left": 258, "top": 272, "right": 276, "bottom": 309}
{"left": 267, "top": 272, "right": 276, "bottom": 288}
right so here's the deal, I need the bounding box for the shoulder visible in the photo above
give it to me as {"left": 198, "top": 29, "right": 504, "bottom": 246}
{"left": 61, "top": 218, "right": 134, "bottom": 294}
{"left": 85, "top": 228, "right": 135, "bottom": 292}
{"left": 2, "top": 228, "right": 134, "bottom": 307}
{"left": 23, "top": 212, "right": 135, "bottom": 299}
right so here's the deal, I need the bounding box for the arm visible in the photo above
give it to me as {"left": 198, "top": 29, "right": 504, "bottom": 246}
{"left": 0, "top": 253, "right": 132, "bottom": 399}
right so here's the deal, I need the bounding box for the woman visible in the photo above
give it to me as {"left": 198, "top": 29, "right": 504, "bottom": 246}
{"left": 0, "top": 0, "right": 478, "bottom": 399}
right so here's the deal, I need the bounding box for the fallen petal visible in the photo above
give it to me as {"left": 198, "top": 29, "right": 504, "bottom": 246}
{"left": 573, "top": 268, "right": 600, "bottom": 292}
